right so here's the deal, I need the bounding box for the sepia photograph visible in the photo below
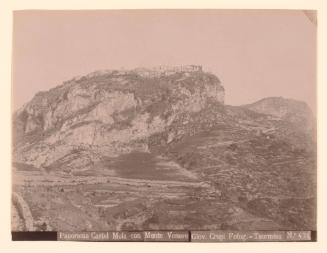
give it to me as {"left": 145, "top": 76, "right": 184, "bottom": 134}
{"left": 10, "top": 9, "right": 317, "bottom": 242}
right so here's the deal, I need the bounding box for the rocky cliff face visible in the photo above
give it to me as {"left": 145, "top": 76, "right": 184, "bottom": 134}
{"left": 13, "top": 70, "right": 224, "bottom": 170}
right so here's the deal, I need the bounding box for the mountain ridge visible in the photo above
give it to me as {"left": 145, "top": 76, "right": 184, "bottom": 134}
{"left": 13, "top": 69, "right": 315, "bottom": 171}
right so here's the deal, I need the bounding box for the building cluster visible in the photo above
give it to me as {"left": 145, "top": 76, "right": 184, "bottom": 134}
{"left": 72, "top": 65, "right": 203, "bottom": 81}
{"left": 133, "top": 65, "right": 203, "bottom": 78}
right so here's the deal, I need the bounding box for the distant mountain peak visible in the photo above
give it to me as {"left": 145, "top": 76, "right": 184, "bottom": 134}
{"left": 243, "top": 97, "right": 312, "bottom": 118}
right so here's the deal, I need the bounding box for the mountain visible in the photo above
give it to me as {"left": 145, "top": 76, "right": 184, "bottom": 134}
{"left": 13, "top": 69, "right": 224, "bottom": 171}
{"left": 244, "top": 97, "right": 311, "bottom": 117}
{"left": 244, "top": 97, "right": 314, "bottom": 129}
{"left": 243, "top": 97, "right": 316, "bottom": 149}
{"left": 12, "top": 67, "right": 316, "bottom": 232}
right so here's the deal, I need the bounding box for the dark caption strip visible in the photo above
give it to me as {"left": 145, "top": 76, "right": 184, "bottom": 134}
{"left": 12, "top": 230, "right": 316, "bottom": 242}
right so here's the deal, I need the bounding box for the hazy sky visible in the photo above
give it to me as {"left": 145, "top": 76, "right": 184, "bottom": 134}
{"left": 13, "top": 10, "right": 316, "bottom": 112}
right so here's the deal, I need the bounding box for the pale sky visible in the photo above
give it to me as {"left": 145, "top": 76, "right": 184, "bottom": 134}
{"left": 13, "top": 10, "right": 316, "bottom": 112}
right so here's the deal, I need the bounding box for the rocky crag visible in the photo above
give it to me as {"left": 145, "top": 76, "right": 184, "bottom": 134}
{"left": 13, "top": 68, "right": 224, "bottom": 171}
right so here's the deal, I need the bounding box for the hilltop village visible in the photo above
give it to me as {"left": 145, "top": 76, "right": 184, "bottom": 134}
{"left": 133, "top": 65, "right": 203, "bottom": 77}
{"left": 72, "top": 65, "right": 204, "bottom": 80}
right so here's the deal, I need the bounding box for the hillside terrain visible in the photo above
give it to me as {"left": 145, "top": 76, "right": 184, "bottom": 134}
{"left": 12, "top": 67, "right": 316, "bottom": 232}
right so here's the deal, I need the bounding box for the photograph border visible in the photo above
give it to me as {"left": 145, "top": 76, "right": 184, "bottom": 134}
{"left": 1, "top": 0, "right": 326, "bottom": 252}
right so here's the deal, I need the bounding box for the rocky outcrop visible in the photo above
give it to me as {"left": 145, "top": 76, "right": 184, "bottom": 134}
{"left": 13, "top": 70, "right": 224, "bottom": 170}
{"left": 12, "top": 192, "right": 34, "bottom": 231}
